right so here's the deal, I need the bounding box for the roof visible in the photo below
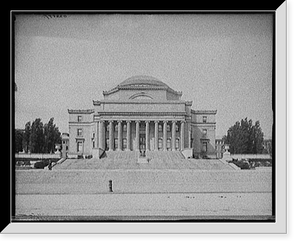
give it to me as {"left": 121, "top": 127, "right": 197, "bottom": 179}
{"left": 119, "top": 75, "right": 168, "bottom": 87}
{"left": 103, "top": 75, "right": 182, "bottom": 96}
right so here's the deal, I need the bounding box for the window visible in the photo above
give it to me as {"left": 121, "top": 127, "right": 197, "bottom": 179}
{"left": 203, "top": 116, "right": 207, "bottom": 123}
{"left": 123, "top": 124, "right": 127, "bottom": 132}
{"left": 158, "top": 124, "right": 163, "bottom": 132}
{"left": 175, "top": 138, "right": 180, "bottom": 150}
{"left": 114, "top": 124, "right": 118, "bottom": 132}
{"left": 202, "top": 141, "right": 207, "bottom": 152}
{"left": 123, "top": 138, "right": 127, "bottom": 149}
{"left": 167, "top": 138, "right": 171, "bottom": 150}
{"left": 77, "top": 141, "right": 83, "bottom": 153}
{"left": 106, "top": 124, "right": 109, "bottom": 132}
{"left": 105, "top": 138, "right": 109, "bottom": 150}
{"left": 78, "top": 116, "right": 82, "bottom": 122}
{"left": 77, "top": 128, "right": 83, "bottom": 137}
{"left": 158, "top": 138, "right": 163, "bottom": 150}
{"left": 167, "top": 124, "right": 171, "bottom": 132}
{"left": 92, "top": 140, "right": 95, "bottom": 148}
{"left": 175, "top": 124, "right": 179, "bottom": 132}
{"left": 114, "top": 138, "right": 118, "bottom": 149}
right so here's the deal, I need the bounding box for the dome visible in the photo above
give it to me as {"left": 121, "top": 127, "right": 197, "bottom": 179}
{"left": 119, "top": 75, "right": 168, "bottom": 87}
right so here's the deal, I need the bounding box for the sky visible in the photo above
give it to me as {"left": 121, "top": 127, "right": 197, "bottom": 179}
{"left": 14, "top": 13, "right": 273, "bottom": 138}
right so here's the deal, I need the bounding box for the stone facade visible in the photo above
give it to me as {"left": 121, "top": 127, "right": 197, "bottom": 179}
{"left": 68, "top": 76, "right": 217, "bottom": 158}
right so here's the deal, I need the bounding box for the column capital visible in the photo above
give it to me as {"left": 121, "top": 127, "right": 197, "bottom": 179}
{"left": 117, "top": 120, "right": 122, "bottom": 123}
{"left": 135, "top": 120, "right": 140, "bottom": 123}
{"left": 181, "top": 120, "right": 186, "bottom": 123}
{"left": 163, "top": 120, "right": 168, "bottom": 124}
{"left": 154, "top": 120, "right": 159, "bottom": 124}
{"left": 108, "top": 120, "right": 114, "bottom": 123}
{"left": 145, "top": 120, "right": 150, "bottom": 123}
{"left": 126, "top": 120, "right": 131, "bottom": 123}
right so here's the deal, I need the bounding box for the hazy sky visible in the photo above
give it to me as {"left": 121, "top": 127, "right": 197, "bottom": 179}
{"left": 14, "top": 14, "right": 273, "bottom": 138}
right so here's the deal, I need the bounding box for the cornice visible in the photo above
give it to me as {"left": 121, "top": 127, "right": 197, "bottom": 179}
{"left": 96, "top": 112, "right": 187, "bottom": 116}
{"left": 68, "top": 109, "right": 94, "bottom": 114}
{"left": 102, "top": 85, "right": 182, "bottom": 96}
{"left": 93, "top": 100, "right": 188, "bottom": 105}
{"left": 191, "top": 109, "right": 217, "bottom": 115}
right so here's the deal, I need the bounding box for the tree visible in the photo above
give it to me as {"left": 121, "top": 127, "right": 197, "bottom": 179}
{"left": 43, "top": 117, "right": 61, "bottom": 153}
{"left": 22, "top": 121, "right": 31, "bottom": 153}
{"left": 19, "top": 118, "right": 62, "bottom": 153}
{"left": 224, "top": 118, "right": 264, "bottom": 154}
{"left": 15, "top": 129, "right": 23, "bottom": 153}
{"left": 29, "top": 118, "right": 44, "bottom": 153}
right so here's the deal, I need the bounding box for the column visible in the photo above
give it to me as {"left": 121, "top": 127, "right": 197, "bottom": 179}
{"left": 163, "top": 120, "right": 167, "bottom": 151}
{"left": 96, "top": 121, "right": 99, "bottom": 148}
{"left": 154, "top": 121, "right": 159, "bottom": 151}
{"left": 180, "top": 121, "right": 185, "bottom": 151}
{"left": 172, "top": 121, "right": 176, "bottom": 151}
{"left": 109, "top": 120, "right": 114, "bottom": 151}
{"left": 145, "top": 120, "right": 150, "bottom": 150}
{"left": 126, "top": 121, "right": 131, "bottom": 151}
{"left": 188, "top": 122, "right": 191, "bottom": 149}
{"left": 135, "top": 121, "right": 140, "bottom": 151}
{"left": 99, "top": 120, "right": 105, "bottom": 150}
{"left": 117, "top": 120, "right": 122, "bottom": 151}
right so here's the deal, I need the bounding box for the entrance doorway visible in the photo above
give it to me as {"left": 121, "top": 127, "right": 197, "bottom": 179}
{"left": 139, "top": 134, "right": 146, "bottom": 150}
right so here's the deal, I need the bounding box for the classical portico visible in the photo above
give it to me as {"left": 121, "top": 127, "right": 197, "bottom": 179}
{"left": 94, "top": 119, "right": 185, "bottom": 151}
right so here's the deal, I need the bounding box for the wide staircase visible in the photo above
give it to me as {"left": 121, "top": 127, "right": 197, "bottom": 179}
{"left": 54, "top": 150, "right": 234, "bottom": 170}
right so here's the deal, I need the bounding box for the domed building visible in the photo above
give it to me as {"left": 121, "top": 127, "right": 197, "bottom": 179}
{"left": 68, "top": 76, "right": 217, "bottom": 159}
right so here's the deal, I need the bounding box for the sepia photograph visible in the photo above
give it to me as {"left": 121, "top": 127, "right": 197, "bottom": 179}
{"left": 7, "top": 7, "right": 287, "bottom": 234}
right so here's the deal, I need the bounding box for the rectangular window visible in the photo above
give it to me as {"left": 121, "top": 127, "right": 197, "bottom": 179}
{"left": 114, "top": 138, "right": 118, "bottom": 149}
{"left": 77, "top": 128, "right": 83, "bottom": 137}
{"left": 78, "top": 116, "right": 82, "bottom": 122}
{"left": 203, "top": 116, "right": 207, "bottom": 123}
{"left": 77, "top": 141, "right": 83, "bottom": 153}
{"left": 202, "top": 141, "right": 207, "bottom": 152}
{"left": 167, "top": 124, "right": 171, "bottom": 132}
{"left": 158, "top": 124, "right": 163, "bottom": 132}
{"left": 123, "top": 138, "right": 127, "bottom": 149}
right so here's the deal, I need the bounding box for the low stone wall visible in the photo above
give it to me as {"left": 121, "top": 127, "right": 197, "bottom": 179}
{"left": 15, "top": 153, "right": 61, "bottom": 159}
{"left": 229, "top": 154, "right": 271, "bottom": 160}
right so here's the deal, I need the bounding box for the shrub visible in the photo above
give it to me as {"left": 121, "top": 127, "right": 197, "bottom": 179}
{"left": 34, "top": 160, "right": 49, "bottom": 169}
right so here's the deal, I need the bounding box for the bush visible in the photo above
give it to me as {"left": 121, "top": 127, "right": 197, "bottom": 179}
{"left": 233, "top": 160, "right": 251, "bottom": 170}
{"left": 34, "top": 160, "right": 49, "bottom": 169}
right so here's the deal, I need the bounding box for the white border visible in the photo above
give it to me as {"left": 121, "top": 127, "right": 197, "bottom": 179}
{"left": 4, "top": 3, "right": 287, "bottom": 234}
